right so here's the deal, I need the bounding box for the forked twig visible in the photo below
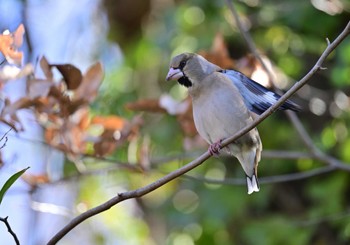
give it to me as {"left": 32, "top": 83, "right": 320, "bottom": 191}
{"left": 0, "top": 216, "right": 20, "bottom": 245}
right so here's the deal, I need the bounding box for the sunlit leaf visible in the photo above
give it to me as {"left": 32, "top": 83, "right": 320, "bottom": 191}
{"left": 91, "top": 115, "right": 125, "bottom": 130}
{"left": 0, "top": 167, "right": 29, "bottom": 205}
{"left": 0, "top": 24, "right": 25, "bottom": 65}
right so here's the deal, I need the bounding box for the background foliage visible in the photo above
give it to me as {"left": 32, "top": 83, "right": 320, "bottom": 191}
{"left": 1, "top": 0, "right": 350, "bottom": 244}
{"left": 98, "top": 1, "right": 350, "bottom": 244}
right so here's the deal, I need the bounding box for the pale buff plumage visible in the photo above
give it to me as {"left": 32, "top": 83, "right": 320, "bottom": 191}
{"left": 166, "top": 53, "right": 262, "bottom": 194}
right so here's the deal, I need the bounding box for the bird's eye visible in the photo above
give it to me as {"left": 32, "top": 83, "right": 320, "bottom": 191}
{"left": 179, "top": 60, "right": 187, "bottom": 69}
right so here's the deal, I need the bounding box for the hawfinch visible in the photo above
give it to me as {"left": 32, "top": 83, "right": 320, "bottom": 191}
{"left": 166, "top": 53, "right": 299, "bottom": 194}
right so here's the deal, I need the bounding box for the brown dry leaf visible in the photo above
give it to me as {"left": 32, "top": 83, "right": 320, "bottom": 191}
{"left": 93, "top": 129, "right": 118, "bottom": 156}
{"left": 44, "top": 107, "right": 91, "bottom": 155}
{"left": 13, "top": 24, "right": 25, "bottom": 47}
{"left": 22, "top": 173, "right": 50, "bottom": 187}
{"left": 75, "top": 107, "right": 90, "bottom": 131}
{"left": 74, "top": 62, "right": 103, "bottom": 103}
{"left": 27, "top": 79, "right": 53, "bottom": 99}
{"left": 126, "top": 96, "right": 196, "bottom": 136}
{"left": 235, "top": 54, "right": 261, "bottom": 77}
{"left": 1, "top": 97, "right": 38, "bottom": 118}
{"left": 91, "top": 115, "right": 125, "bottom": 130}
{"left": 66, "top": 100, "right": 86, "bottom": 116}
{"left": 125, "top": 99, "right": 166, "bottom": 113}
{"left": 44, "top": 127, "right": 56, "bottom": 144}
{"left": 176, "top": 101, "right": 197, "bottom": 137}
{"left": 199, "top": 32, "right": 235, "bottom": 69}
{"left": 0, "top": 24, "right": 25, "bottom": 66}
{"left": 51, "top": 64, "right": 82, "bottom": 90}
{"left": 39, "top": 56, "right": 53, "bottom": 80}
{"left": 66, "top": 123, "right": 86, "bottom": 154}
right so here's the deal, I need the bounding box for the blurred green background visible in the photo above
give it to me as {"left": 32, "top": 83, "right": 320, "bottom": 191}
{"left": 70, "top": 0, "right": 350, "bottom": 244}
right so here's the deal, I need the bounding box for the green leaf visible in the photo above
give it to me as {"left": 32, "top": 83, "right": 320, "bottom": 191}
{"left": 0, "top": 167, "right": 29, "bottom": 205}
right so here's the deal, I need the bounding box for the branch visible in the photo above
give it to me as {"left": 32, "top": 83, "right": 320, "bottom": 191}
{"left": 47, "top": 21, "right": 350, "bottom": 245}
{"left": 184, "top": 165, "right": 336, "bottom": 185}
{"left": 225, "top": 0, "right": 268, "bottom": 73}
{"left": 225, "top": 0, "right": 350, "bottom": 170}
{"left": 262, "top": 150, "right": 315, "bottom": 160}
{"left": 0, "top": 127, "right": 12, "bottom": 150}
{"left": 0, "top": 216, "right": 20, "bottom": 245}
{"left": 50, "top": 150, "right": 319, "bottom": 184}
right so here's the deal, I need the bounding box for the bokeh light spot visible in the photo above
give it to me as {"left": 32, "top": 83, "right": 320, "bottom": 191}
{"left": 173, "top": 233, "right": 194, "bottom": 245}
{"left": 184, "top": 6, "right": 205, "bottom": 26}
{"left": 173, "top": 189, "right": 199, "bottom": 214}
{"left": 309, "top": 97, "right": 326, "bottom": 115}
{"left": 184, "top": 223, "right": 203, "bottom": 240}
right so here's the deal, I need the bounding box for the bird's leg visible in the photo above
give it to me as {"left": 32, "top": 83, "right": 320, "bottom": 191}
{"left": 208, "top": 139, "right": 223, "bottom": 157}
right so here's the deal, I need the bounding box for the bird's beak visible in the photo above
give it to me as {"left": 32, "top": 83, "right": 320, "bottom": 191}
{"left": 166, "top": 67, "right": 183, "bottom": 81}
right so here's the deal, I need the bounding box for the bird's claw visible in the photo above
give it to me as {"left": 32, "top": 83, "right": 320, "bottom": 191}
{"left": 208, "top": 140, "right": 222, "bottom": 157}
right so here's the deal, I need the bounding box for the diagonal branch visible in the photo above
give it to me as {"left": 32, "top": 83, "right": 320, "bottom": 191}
{"left": 0, "top": 216, "right": 20, "bottom": 245}
{"left": 225, "top": 0, "right": 350, "bottom": 170}
{"left": 47, "top": 21, "right": 350, "bottom": 245}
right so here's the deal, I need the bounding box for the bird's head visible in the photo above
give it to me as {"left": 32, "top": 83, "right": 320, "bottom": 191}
{"left": 166, "top": 53, "right": 221, "bottom": 88}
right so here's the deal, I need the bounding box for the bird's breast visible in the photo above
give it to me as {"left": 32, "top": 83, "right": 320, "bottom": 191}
{"left": 192, "top": 87, "right": 251, "bottom": 144}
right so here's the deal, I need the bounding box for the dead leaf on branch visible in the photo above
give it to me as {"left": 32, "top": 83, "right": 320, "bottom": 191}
{"left": 39, "top": 56, "right": 53, "bottom": 80}
{"left": 93, "top": 115, "right": 142, "bottom": 157}
{"left": 199, "top": 32, "right": 235, "bottom": 69}
{"left": 28, "top": 57, "right": 104, "bottom": 118}
{"left": 125, "top": 99, "right": 166, "bottom": 113}
{"left": 27, "top": 79, "right": 53, "bottom": 99}
{"left": 0, "top": 55, "right": 135, "bottom": 157}
{"left": 91, "top": 115, "right": 125, "bottom": 130}
{"left": 27, "top": 59, "right": 110, "bottom": 156}
{"left": 22, "top": 173, "right": 50, "bottom": 187}
{"left": 93, "top": 129, "right": 118, "bottom": 157}
{"left": 44, "top": 107, "right": 90, "bottom": 155}
{"left": 126, "top": 95, "right": 196, "bottom": 136}
{"left": 51, "top": 64, "right": 82, "bottom": 90}
{"left": 0, "top": 97, "right": 43, "bottom": 130}
{"left": 74, "top": 62, "right": 104, "bottom": 103}
{"left": 91, "top": 115, "right": 128, "bottom": 156}
{"left": 0, "top": 24, "right": 25, "bottom": 66}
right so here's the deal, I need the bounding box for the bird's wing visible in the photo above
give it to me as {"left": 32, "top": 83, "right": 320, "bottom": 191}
{"left": 221, "top": 69, "right": 300, "bottom": 115}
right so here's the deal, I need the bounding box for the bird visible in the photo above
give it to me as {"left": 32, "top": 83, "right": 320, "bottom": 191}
{"left": 166, "top": 52, "right": 299, "bottom": 194}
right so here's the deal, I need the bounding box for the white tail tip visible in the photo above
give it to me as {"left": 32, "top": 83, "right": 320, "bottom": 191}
{"left": 246, "top": 175, "right": 260, "bottom": 194}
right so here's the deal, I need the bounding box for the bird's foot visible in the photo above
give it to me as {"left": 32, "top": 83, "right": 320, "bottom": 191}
{"left": 208, "top": 139, "right": 222, "bottom": 157}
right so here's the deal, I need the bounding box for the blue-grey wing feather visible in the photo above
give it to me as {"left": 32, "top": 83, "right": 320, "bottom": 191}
{"left": 222, "top": 70, "right": 300, "bottom": 115}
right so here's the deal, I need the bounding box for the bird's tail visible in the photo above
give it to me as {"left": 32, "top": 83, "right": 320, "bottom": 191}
{"left": 246, "top": 175, "right": 259, "bottom": 194}
{"left": 234, "top": 145, "right": 261, "bottom": 194}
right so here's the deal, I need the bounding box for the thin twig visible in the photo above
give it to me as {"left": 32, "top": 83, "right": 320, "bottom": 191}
{"left": 47, "top": 21, "right": 350, "bottom": 245}
{"left": 0, "top": 127, "right": 12, "bottom": 149}
{"left": 262, "top": 150, "right": 313, "bottom": 160}
{"left": 51, "top": 150, "right": 318, "bottom": 184}
{"left": 0, "top": 216, "right": 20, "bottom": 245}
{"left": 225, "top": 0, "right": 350, "bottom": 171}
{"left": 293, "top": 208, "right": 350, "bottom": 227}
{"left": 184, "top": 165, "right": 336, "bottom": 185}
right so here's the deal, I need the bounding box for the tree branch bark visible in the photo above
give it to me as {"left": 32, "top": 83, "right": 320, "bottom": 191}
{"left": 47, "top": 20, "right": 350, "bottom": 245}
{"left": 225, "top": 0, "right": 350, "bottom": 170}
{"left": 184, "top": 165, "right": 336, "bottom": 185}
{"left": 0, "top": 216, "right": 20, "bottom": 245}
